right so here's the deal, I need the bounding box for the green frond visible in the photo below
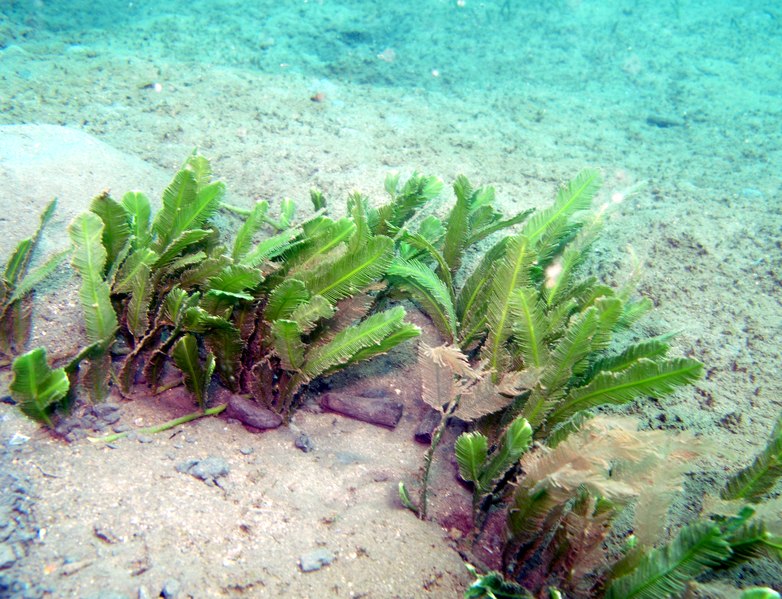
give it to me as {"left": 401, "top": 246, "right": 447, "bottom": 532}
{"left": 302, "top": 306, "right": 410, "bottom": 379}
{"left": 511, "top": 287, "right": 548, "bottom": 369}
{"left": 182, "top": 306, "right": 234, "bottom": 334}
{"left": 522, "top": 169, "right": 601, "bottom": 246}
{"left": 271, "top": 319, "right": 305, "bottom": 371}
{"left": 380, "top": 172, "right": 443, "bottom": 234}
{"left": 8, "top": 249, "right": 69, "bottom": 303}
{"left": 289, "top": 295, "right": 334, "bottom": 333}
{"left": 387, "top": 257, "right": 457, "bottom": 341}
{"left": 153, "top": 229, "right": 212, "bottom": 269}
{"left": 175, "top": 255, "right": 230, "bottom": 290}
{"left": 126, "top": 267, "right": 153, "bottom": 339}
{"left": 483, "top": 233, "right": 535, "bottom": 380}
{"left": 11, "top": 347, "right": 70, "bottom": 427}
{"left": 464, "top": 565, "right": 533, "bottom": 599}
{"left": 204, "top": 326, "right": 243, "bottom": 391}
{"left": 310, "top": 189, "right": 327, "bottom": 211}
{"left": 278, "top": 198, "right": 296, "bottom": 229}
{"left": 90, "top": 191, "right": 130, "bottom": 273}
{"left": 589, "top": 338, "right": 671, "bottom": 375}
{"left": 206, "top": 265, "right": 263, "bottom": 300}
{"left": 264, "top": 279, "right": 310, "bottom": 322}
{"left": 171, "top": 334, "right": 214, "bottom": 409}
{"left": 347, "top": 193, "right": 372, "bottom": 253}
{"left": 153, "top": 163, "right": 224, "bottom": 250}
{"left": 300, "top": 235, "right": 393, "bottom": 304}
{"left": 346, "top": 322, "right": 420, "bottom": 365}
{"left": 457, "top": 238, "right": 508, "bottom": 347}
{"left": 455, "top": 431, "right": 489, "bottom": 484}
{"left": 548, "top": 357, "right": 704, "bottom": 428}
{"left": 721, "top": 412, "right": 782, "bottom": 503}
{"left": 399, "top": 215, "right": 445, "bottom": 261}
{"left": 508, "top": 485, "right": 558, "bottom": 545}
{"left": 605, "top": 522, "right": 732, "bottom": 599}
{"left": 467, "top": 208, "right": 534, "bottom": 247}
{"left": 162, "top": 287, "right": 198, "bottom": 326}
{"left": 184, "top": 153, "right": 213, "bottom": 188}
{"left": 122, "top": 191, "right": 152, "bottom": 250}
{"left": 113, "top": 247, "right": 159, "bottom": 294}
{"left": 68, "top": 212, "right": 118, "bottom": 344}
{"left": 231, "top": 200, "right": 269, "bottom": 261}
{"left": 397, "top": 227, "right": 453, "bottom": 292}
{"left": 539, "top": 308, "right": 599, "bottom": 396}
{"left": 617, "top": 297, "right": 654, "bottom": 330}
{"left": 542, "top": 219, "right": 601, "bottom": 308}
{"left": 3, "top": 198, "right": 56, "bottom": 286}
{"left": 477, "top": 417, "right": 532, "bottom": 494}
{"left": 442, "top": 175, "right": 472, "bottom": 273}
{"left": 287, "top": 217, "right": 355, "bottom": 269}
{"left": 239, "top": 228, "right": 299, "bottom": 267}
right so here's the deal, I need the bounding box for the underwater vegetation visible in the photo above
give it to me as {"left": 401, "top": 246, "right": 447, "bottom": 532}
{"left": 3, "top": 156, "right": 780, "bottom": 597}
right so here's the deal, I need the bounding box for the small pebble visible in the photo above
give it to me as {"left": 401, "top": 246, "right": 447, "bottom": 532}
{"left": 113, "top": 423, "right": 132, "bottom": 433}
{"left": 239, "top": 447, "right": 254, "bottom": 455}
{"left": 161, "top": 578, "right": 181, "bottom": 598}
{"left": 299, "top": 548, "right": 335, "bottom": 572}
{"left": 137, "top": 435, "right": 154, "bottom": 444}
{"left": 295, "top": 433, "right": 315, "bottom": 453}
{"left": 0, "top": 542, "right": 16, "bottom": 569}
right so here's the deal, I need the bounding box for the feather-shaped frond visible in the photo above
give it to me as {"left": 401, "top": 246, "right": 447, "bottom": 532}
{"left": 536, "top": 308, "right": 600, "bottom": 403}
{"left": 302, "top": 306, "right": 409, "bottom": 379}
{"left": 467, "top": 208, "right": 534, "bottom": 247}
{"left": 547, "top": 357, "right": 704, "bottom": 428}
{"left": 542, "top": 218, "right": 601, "bottom": 308}
{"left": 126, "top": 267, "right": 152, "bottom": 339}
{"left": 300, "top": 235, "right": 393, "bottom": 304}
{"left": 122, "top": 191, "right": 152, "bottom": 250}
{"left": 399, "top": 215, "right": 445, "bottom": 261}
{"left": 457, "top": 238, "right": 508, "bottom": 347}
{"left": 483, "top": 233, "right": 535, "bottom": 380}
{"left": 419, "top": 342, "right": 456, "bottom": 412}
{"left": 289, "top": 295, "right": 334, "bottom": 333}
{"left": 477, "top": 416, "right": 532, "bottom": 494}
{"left": 8, "top": 249, "right": 69, "bottom": 304}
{"left": 442, "top": 175, "right": 472, "bottom": 273}
{"left": 3, "top": 198, "right": 57, "bottom": 287}
{"left": 508, "top": 485, "right": 559, "bottom": 546}
{"left": 457, "top": 375, "right": 516, "bottom": 422}
{"left": 10, "top": 347, "right": 70, "bottom": 427}
{"left": 263, "top": 279, "right": 310, "bottom": 322}
{"left": 90, "top": 192, "right": 130, "bottom": 273}
{"left": 455, "top": 431, "right": 489, "bottom": 484}
{"left": 231, "top": 200, "right": 269, "bottom": 261}
{"left": 113, "top": 248, "right": 159, "bottom": 294}
{"left": 589, "top": 338, "right": 671, "bottom": 375}
{"left": 379, "top": 172, "right": 443, "bottom": 234}
{"left": 605, "top": 522, "right": 732, "bottom": 599}
{"left": 204, "top": 326, "right": 243, "bottom": 391}
{"left": 396, "top": 228, "right": 453, "bottom": 292}
{"left": 154, "top": 159, "right": 224, "bottom": 250}
{"left": 617, "top": 297, "right": 654, "bottom": 330}
{"left": 162, "top": 287, "right": 199, "bottom": 326}
{"left": 240, "top": 228, "right": 299, "bottom": 267}
{"left": 387, "top": 258, "right": 457, "bottom": 340}
{"left": 175, "top": 255, "right": 230, "bottom": 290}
{"left": 271, "top": 319, "right": 305, "bottom": 371}
{"left": 346, "top": 322, "right": 420, "bottom": 366}
{"left": 206, "top": 265, "right": 263, "bottom": 300}
{"left": 171, "top": 334, "right": 214, "bottom": 409}
{"left": 68, "top": 213, "right": 118, "bottom": 345}
{"left": 153, "top": 229, "right": 212, "bottom": 269}
{"left": 522, "top": 169, "right": 601, "bottom": 246}
{"left": 721, "top": 412, "right": 782, "bottom": 503}
{"left": 511, "top": 287, "right": 548, "bottom": 369}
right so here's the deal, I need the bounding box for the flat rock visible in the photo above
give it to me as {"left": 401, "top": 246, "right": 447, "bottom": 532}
{"left": 0, "top": 542, "right": 15, "bottom": 569}
{"left": 0, "top": 125, "right": 168, "bottom": 358}
{"left": 299, "top": 548, "right": 335, "bottom": 572}
{"left": 176, "top": 456, "right": 230, "bottom": 486}
{"left": 320, "top": 393, "right": 403, "bottom": 428}
{"left": 224, "top": 394, "right": 283, "bottom": 431}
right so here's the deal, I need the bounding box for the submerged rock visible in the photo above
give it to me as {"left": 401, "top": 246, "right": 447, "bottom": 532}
{"left": 320, "top": 393, "right": 403, "bottom": 428}
{"left": 299, "top": 548, "right": 335, "bottom": 572}
{"left": 224, "top": 395, "right": 283, "bottom": 431}
{"left": 176, "top": 457, "right": 230, "bottom": 486}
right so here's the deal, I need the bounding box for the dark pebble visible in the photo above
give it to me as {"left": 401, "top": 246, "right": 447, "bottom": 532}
{"left": 0, "top": 542, "right": 16, "bottom": 569}
{"left": 414, "top": 408, "right": 442, "bottom": 444}
{"left": 101, "top": 412, "right": 121, "bottom": 425}
{"left": 295, "top": 433, "right": 315, "bottom": 453}
{"left": 320, "top": 393, "right": 403, "bottom": 428}
{"left": 299, "top": 548, "right": 335, "bottom": 572}
{"left": 137, "top": 435, "right": 153, "bottom": 444}
{"left": 239, "top": 447, "right": 254, "bottom": 456}
{"left": 64, "top": 429, "right": 87, "bottom": 443}
{"left": 176, "top": 457, "right": 229, "bottom": 484}
{"left": 225, "top": 395, "right": 283, "bottom": 431}
{"left": 161, "top": 578, "right": 180, "bottom": 599}
{"left": 92, "top": 404, "right": 120, "bottom": 418}
{"left": 112, "top": 423, "right": 132, "bottom": 433}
